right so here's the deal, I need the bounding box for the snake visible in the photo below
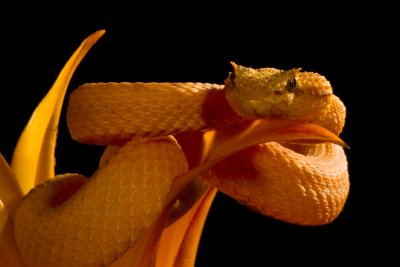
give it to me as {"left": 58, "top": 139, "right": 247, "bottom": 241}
{"left": 13, "top": 62, "right": 349, "bottom": 267}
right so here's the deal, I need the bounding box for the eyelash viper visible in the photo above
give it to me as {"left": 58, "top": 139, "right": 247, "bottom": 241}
{"left": 13, "top": 61, "right": 349, "bottom": 267}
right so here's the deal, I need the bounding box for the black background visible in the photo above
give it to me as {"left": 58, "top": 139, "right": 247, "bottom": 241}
{"left": 0, "top": 5, "right": 395, "bottom": 266}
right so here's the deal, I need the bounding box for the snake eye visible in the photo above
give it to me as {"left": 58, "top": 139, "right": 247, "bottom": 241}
{"left": 286, "top": 76, "right": 297, "bottom": 92}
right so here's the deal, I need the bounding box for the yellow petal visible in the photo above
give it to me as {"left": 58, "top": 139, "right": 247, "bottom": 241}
{"left": 11, "top": 30, "right": 105, "bottom": 194}
{"left": 156, "top": 187, "right": 217, "bottom": 267}
{"left": 0, "top": 202, "right": 26, "bottom": 267}
{"left": 0, "top": 153, "right": 23, "bottom": 218}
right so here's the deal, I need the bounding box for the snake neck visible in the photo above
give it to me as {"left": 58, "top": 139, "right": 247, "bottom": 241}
{"left": 201, "top": 87, "right": 247, "bottom": 130}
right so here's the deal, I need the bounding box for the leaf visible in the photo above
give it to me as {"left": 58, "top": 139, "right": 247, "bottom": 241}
{"left": 11, "top": 30, "right": 105, "bottom": 194}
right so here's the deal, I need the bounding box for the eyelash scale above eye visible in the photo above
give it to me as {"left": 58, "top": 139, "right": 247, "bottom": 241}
{"left": 230, "top": 71, "right": 236, "bottom": 85}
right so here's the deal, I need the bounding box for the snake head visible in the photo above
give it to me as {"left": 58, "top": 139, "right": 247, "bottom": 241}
{"left": 224, "top": 62, "right": 333, "bottom": 122}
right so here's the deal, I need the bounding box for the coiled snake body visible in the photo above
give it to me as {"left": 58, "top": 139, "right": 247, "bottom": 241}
{"left": 14, "top": 62, "right": 349, "bottom": 267}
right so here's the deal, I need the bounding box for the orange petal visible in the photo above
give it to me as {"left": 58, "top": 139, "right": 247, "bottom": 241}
{"left": 156, "top": 187, "right": 217, "bottom": 267}
{"left": 11, "top": 30, "right": 105, "bottom": 194}
{"left": 203, "top": 119, "right": 347, "bottom": 164}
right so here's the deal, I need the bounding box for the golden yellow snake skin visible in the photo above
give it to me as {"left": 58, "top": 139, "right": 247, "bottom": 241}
{"left": 14, "top": 63, "right": 349, "bottom": 267}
